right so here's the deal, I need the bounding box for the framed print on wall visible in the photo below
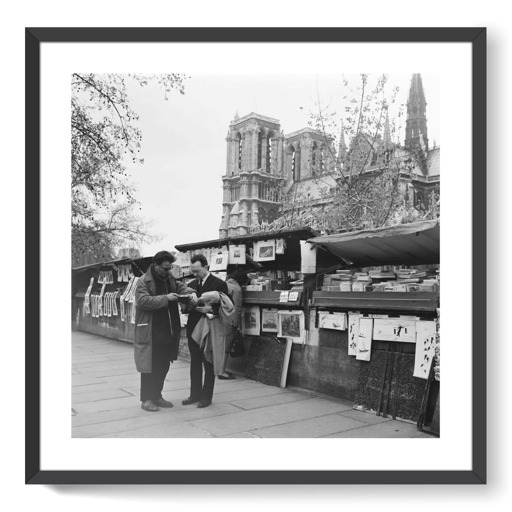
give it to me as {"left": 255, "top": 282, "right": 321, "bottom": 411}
{"left": 27, "top": 27, "right": 486, "bottom": 485}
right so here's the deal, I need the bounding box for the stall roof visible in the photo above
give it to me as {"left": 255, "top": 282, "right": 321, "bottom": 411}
{"left": 174, "top": 227, "right": 318, "bottom": 252}
{"left": 72, "top": 258, "right": 132, "bottom": 272}
{"left": 307, "top": 220, "right": 439, "bottom": 267}
{"left": 72, "top": 256, "right": 152, "bottom": 272}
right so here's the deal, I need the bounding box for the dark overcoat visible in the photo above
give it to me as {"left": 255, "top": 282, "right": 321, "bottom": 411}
{"left": 134, "top": 267, "right": 194, "bottom": 373}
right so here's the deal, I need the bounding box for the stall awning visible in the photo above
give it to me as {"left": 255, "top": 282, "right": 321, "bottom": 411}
{"left": 307, "top": 220, "right": 439, "bottom": 267}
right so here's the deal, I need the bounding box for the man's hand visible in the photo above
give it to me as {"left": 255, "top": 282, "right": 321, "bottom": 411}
{"left": 166, "top": 293, "right": 179, "bottom": 302}
{"left": 189, "top": 293, "right": 198, "bottom": 306}
{"left": 195, "top": 305, "right": 213, "bottom": 314}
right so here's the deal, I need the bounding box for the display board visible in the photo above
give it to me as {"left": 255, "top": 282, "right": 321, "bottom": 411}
{"left": 245, "top": 335, "right": 290, "bottom": 388}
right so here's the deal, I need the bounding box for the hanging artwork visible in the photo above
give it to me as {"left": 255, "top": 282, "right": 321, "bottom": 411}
{"left": 277, "top": 310, "right": 305, "bottom": 343}
{"left": 348, "top": 313, "right": 360, "bottom": 356}
{"left": 119, "top": 276, "right": 134, "bottom": 321}
{"left": 253, "top": 240, "right": 276, "bottom": 262}
{"left": 242, "top": 306, "right": 260, "bottom": 336}
{"left": 373, "top": 318, "right": 416, "bottom": 342}
{"left": 261, "top": 308, "right": 279, "bottom": 333}
{"left": 228, "top": 244, "right": 246, "bottom": 265}
{"left": 112, "top": 291, "right": 118, "bottom": 316}
{"left": 83, "top": 277, "right": 94, "bottom": 315}
{"left": 413, "top": 320, "right": 437, "bottom": 379}
{"left": 128, "top": 277, "right": 139, "bottom": 324}
{"left": 356, "top": 317, "right": 373, "bottom": 361}
{"left": 300, "top": 241, "right": 317, "bottom": 274}
{"left": 275, "top": 239, "right": 286, "bottom": 255}
{"left": 209, "top": 250, "right": 229, "bottom": 271}
{"left": 97, "top": 283, "right": 106, "bottom": 316}
{"left": 319, "top": 312, "right": 347, "bottom": 331}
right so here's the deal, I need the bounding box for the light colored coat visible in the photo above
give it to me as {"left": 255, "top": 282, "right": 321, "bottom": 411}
{"left": 191, "top": 292, "right": 234, "bottom": 375}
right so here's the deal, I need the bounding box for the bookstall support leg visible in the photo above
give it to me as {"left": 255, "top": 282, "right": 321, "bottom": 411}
{"left": 377, "top": 343, "right": 390, "bottom": 417}
{"left": 392, "top": 344, "right": 403, "bottom": 420}
{"left": 383, "top": 345, "right": 395, "bottom": 419}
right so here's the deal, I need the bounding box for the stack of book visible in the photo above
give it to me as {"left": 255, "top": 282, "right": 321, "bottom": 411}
{"left": 321, "top": 269, "right": 354, "bottom": 291}
{"left": 368, "top": 269, "right": 396, "bottom": 279}
{"left": 418, "top": 279, "right": 439, "bottom": 292}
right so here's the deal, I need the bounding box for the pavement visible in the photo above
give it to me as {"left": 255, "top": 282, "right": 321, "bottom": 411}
{"left": 72, "top": 330, "right": 433, "bottom": 438}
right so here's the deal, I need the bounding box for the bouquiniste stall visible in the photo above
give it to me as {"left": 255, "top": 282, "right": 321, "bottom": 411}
{"left": 72, "top": 220, "right": 440, "bottom": 434}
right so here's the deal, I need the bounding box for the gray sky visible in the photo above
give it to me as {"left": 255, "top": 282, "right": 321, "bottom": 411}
{"left": 124, "top": 73, "right": 440, "bottom": 256}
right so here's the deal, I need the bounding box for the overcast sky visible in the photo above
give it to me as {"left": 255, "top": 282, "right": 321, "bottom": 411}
{"left": 123, "top": 73, "right": 440, "bottom": 257}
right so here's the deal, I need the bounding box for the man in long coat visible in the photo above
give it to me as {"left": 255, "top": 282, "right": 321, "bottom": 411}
{"left": 134, "top": 251, "right": 195, "bottom": 412}
{"left": 182, "top": 254, "right": 229, "bottom": 408}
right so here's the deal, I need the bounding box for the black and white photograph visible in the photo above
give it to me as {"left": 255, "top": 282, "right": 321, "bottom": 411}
{"left": 70, "top": 67, "right": 442, "bottom": 437}
{"left": 242, "top": 306, "right": 261, "bottom": 336}
{"left": 261, "top": 308, "right": 279, "bottom": 333}
{"left": 254, "top": 240, "right": 276, "bottom": 262}
{"left": 24, "top": 24, "right": 488, "bottom": 488}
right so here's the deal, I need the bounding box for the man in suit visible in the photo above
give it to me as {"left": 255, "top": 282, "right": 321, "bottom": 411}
{"left": 182, "top": 254, "right": 229, "bottom": 408}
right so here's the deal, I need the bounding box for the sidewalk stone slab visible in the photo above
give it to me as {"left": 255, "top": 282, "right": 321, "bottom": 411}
{"left": 73, "top": 403, "right": 240, "bottom": 437}
{"left": 72, "top": 388, "right": 134, "bottom": 404}
{"left": 72, "top": 383, "right": 122, "bottom": 395}
{"left": 337, "top": 409, "right": 393, "bottom": 425}
{"left": 97, "top": 422, "right": 215, "bottom": 438}
{"left": 251, "top": 413, "right": 367, "bottom": 438}
{"left": 222, "top": 432, "right": 260, "bottom": 438}
{"left": 322, "top": 419, "right": 423, "bottom": 438}
{"left": 72, "top": 354, "right": 114, "bottom": 364}
{"left": 73, "top": 360, "right": 136, "bottom": 371}
{"left": 72, "top": 375, "right": 108, "bottom": 387}
{"left": 73, "top": 396, "right": 138, "bottom": 414}
{"left": 85, "top": 367, "right": 137, "bottom": 378}
{"left": 230, "top": 391, "right": 309, "bottom": 411}
{"left": 209, "top": 385, "right": 286, "bottom": 405}
{"left": 73, "top": 405, "right": 153, "bottom": 427}
{"left": 190, "top": 398, "right": 353, "bottom": 437}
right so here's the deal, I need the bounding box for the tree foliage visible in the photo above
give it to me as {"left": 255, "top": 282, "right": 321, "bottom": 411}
{"left": 71, "top": 73, "right": 187, "bottom": 266}
{"left": 258, "top": 74, "right": 439, "bottom": 235}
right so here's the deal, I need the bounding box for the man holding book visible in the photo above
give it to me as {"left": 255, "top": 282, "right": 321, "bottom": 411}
{"left": 134, "top": 251, "right": 197, "bottom": 412}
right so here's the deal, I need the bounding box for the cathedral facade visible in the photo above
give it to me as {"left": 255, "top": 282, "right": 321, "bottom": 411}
{"left": 219, "top": 74, "right": 439, "bottom": 239}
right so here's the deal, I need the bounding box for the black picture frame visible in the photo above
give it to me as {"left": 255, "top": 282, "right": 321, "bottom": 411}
{"left": 26, "top": 27, "right": 486, "bottom": 485}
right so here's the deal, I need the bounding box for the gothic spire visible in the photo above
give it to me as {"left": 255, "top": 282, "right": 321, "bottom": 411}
{"left": 404, "top": 73, "right": 428, "bottom": 151}
{"left": 383, "top": 105, "right": 392, "bottom": 149}
{"left": 337, "top": 120, "right": 347, "bottom": 164}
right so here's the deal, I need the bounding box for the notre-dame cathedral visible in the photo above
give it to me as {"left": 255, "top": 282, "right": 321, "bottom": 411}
{"left": 219, "top": 74, "right": 439, "bottom": 239}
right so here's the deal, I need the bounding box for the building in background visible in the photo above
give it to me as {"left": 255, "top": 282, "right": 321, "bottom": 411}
{"left": 219, "top": 74, "right": 440, "bottom": 238}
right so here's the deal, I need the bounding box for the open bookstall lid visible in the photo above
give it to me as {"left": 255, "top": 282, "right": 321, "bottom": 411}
{"left": 307, "top": 219, "right": 440, "bottom": 267}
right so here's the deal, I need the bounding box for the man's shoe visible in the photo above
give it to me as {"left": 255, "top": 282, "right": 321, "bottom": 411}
{"left": 197, "top": 400, "right": 212, "bottom": 408}
{"left": 218, "top": 374, "right": 236, "bottom": 380}
{"left": 141, "top": 400, "right": 159, "bottom": 412}
{"left": 154, "top": 397, "right": 173, "bottom": 408}
{"left": 182, "top": 396, "right": 200, "bottom": 406}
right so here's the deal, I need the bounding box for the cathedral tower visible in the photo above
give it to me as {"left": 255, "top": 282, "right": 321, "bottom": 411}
{"left": 404, "top": 73, "right": 428, "bottom": 151}
{"left": 219, "top": 113, "right": 285, "bottom": 239}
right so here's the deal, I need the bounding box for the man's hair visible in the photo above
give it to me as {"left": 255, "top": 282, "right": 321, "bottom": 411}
{"left": 190, "top": 254, "right": 208, "bottom": 267}
{"left": 153, "top": 251, "right": 176, "bottom": 265}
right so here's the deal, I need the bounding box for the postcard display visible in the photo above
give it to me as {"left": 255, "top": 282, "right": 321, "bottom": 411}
{"left": 79, "top": 265, "right": 139, "bottom": 339}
